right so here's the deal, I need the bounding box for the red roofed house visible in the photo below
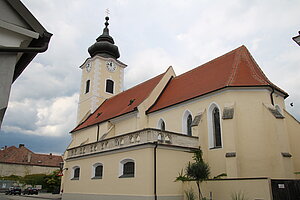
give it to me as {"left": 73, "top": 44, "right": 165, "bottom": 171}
{"left": 0, "top": 144, "right": 62, "bottom": 176}
{"left": 61, "top": 17, "right": 300, "bottom": 200}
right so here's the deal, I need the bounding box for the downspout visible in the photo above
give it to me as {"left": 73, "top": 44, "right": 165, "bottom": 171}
{"left": 154, "top": 141, "right": 158, "bottom": 200}
{"left": 270, "top": 87, "right": 274, "bottom": 105}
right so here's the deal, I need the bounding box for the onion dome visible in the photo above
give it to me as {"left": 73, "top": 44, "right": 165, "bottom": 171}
{"left": 88, "top": 17, "right": 120, "bottom": 59}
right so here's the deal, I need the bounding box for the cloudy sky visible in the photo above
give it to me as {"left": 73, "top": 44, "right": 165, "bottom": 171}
{"left": 0, "top": 0, "right": 299, "bottom": 155}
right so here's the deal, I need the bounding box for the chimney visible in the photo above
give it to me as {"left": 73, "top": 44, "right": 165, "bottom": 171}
{"left": 19, "top": 144, "right": 25, "bottom": 148}
{"left": 49, "top": 153, "right": 52, "bottom": 159}
{"left": 4, "top": 146, "right": 7, "bottom": 149}
{"left": 27, "top": 153, "right": 32, "bottom": 163}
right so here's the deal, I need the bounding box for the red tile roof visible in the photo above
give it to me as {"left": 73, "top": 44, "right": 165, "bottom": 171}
{"left": 72, "top": 72, "right": 166, "bottom": 132}
{"left": 0, "top": 145, "right": 62, "bottom": 167}
{"left": 148, "top": 46, "right": 288, "bottom": 113}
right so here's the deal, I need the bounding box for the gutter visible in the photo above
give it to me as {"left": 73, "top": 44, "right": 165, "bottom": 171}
{"left": 0, "top": 31, "right": 53, "bottom": 82}
{"left": 154, "top": 142, "right": 158, "bottom": 200}
{"left": 0, "top": 32, "right": 52, "bottom": 53}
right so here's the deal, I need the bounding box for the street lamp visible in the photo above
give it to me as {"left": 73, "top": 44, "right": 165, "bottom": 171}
{"left": 292, "top": 31, "right": 300, "bottom": 46}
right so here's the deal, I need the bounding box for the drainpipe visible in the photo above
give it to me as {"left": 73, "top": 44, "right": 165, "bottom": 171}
{"left": 270, "top": 87, "right": 274, "bottom": 105}
{"left": 154, "top": 142, "right": 158, "bottom": 200}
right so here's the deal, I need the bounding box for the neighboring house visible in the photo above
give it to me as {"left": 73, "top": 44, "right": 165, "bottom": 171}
{"left": 61, "top": 17, "right": 300, "bottom": 200}
{"left": 0, "top": 144, "right": 62, "bottom": 177}
{"left": 0, "top": 0, "right": 52, "bottom": 129}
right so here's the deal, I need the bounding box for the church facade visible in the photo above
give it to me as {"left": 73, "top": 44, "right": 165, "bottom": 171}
{"left": 61, "top": 17, "right": 300, "bottom": 200}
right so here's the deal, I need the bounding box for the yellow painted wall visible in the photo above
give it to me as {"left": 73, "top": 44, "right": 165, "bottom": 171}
{"left": 156, "top": 148, "right": 193, "bottom": 196}
{"left": 148, "top": 89, "right": 296, "bottom": 179}
{"left": 63, "top": 147, "right": 154, "bottom": 196}
{"left": 69, "top": 126, "right": 98, "bottom": 149}
{"left": 183, "top": 179, "right": 272, "bottom": 200}
{"left": 113, "top": 114, "right": 138, "bottom": 136}
{"left": 284, "top": 110, "right": 300, "bottom": 178}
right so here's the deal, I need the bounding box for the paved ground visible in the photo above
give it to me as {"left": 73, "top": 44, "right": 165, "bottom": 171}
{"left": 0, "top": 193, "right": 61, "bottom": 200}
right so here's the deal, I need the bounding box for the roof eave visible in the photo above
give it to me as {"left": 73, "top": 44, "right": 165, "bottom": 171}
{"left": 147, "top": 85, "right": 288, "bottom": 114}
{"left": 3, "top": 0, "right": 53, "bottom": 82}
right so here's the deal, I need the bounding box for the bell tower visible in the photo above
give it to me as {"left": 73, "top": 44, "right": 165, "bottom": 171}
{"left": 77, "top": 17, "right": 127, "bottom": 124}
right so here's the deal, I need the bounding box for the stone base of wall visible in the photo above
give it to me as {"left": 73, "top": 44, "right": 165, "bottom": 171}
{"left": 62, "top": 193, "right": 183, "bottom": 200}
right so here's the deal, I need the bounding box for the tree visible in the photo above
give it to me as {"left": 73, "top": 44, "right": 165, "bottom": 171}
{"left": 175, "top": 147, "right": 210, "bottom": 200}
{"left": 21, "top": 173, "right": 46, "bottom": 187}
{"left": 44, "top": 170, "right": 61, "bottom": 193}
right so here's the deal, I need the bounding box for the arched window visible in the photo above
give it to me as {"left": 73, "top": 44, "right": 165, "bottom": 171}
{"left": 182, "top": 110, "right": 193, "bottom": 136}
{"left": 157, "top": 119, "right": 166, "bottom": 131}
{"left": 208, "top": 103, "right": 222, "bottom": 149}
{"left": 106, "top": 79, "right": 114, "bottom": 94}
{"left": 92, "top": 163, "right": 103, "bottom": 179}
{"left": 72, "top": 166, "right": 80, "bottom": 180}
{"left": 187, "top": 114, "right": 192, "bottom": 136}
{"left": 85, "top": 80, "right": 90, "bottom": 93}
{"left": 119, "top": 159, "right": 135, "bottom": 178}
{"left": 212, "top": 107, "right": 221, "bottom": 147}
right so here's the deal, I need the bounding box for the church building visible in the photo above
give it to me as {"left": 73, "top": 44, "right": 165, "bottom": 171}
{"left": 61, "top": 17, "right": 300, "bottom": 200}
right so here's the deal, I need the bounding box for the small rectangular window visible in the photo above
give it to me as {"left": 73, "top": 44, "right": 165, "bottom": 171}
{"left": 106, "top": 79, "right": 114, "bottom": 94}
{"left": 72, "top": 167, "right": 80, "bottom": 180}
{"left": 85, "top": 80, "right": 90, "bottom": 93}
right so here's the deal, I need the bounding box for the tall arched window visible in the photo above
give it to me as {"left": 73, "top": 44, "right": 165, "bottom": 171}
{"left": 187, "top": 114, "right": 192, "bottom": 136}
{"left": 72, "top": 166, "right": 80, "bottom": 180}
{"left": 85, "top": 80, "right": 90, "bottom": 93}
{"left": 106, "top": 79, "right": 114, "bottom": 94}
{"left": 157, "top": 119, "right": 166, "bottom": 131}
{"left": 208, "top": 103, "right": 222, "bottom": 149}
{"left": 182, "top": 110, "right": 193, "bottom": 136}
{"left": 212, "top": 107, "right": 221, "bottom": 147}
{"left": 119, "top": 159, "right": 135, "bottom": 178}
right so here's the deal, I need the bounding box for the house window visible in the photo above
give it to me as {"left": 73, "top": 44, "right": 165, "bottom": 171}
{"left": 85, "top": 80, "right": 90, "bottom": 93}
{"left": 72, "top": 166, "right": 80, "bottom": 180}
{"left": 119, "top": 159, "right": 135, "bottom": 178}
{"left": 92, "top": 163, "right": 103, "bottom": 179}
{"left": 208, "top": 103, "right": 222, "bottom": 149}
{"left": 158, "top": 119, "right": 166, "bottom": 131}
{"left": 182, "top": 110, "right": 193, "bottom": 136}
{"left": 106, "top": 79, "right": 114, "bottom": 94}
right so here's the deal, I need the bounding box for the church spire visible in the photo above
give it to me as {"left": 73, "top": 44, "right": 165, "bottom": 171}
{"left": 88, "top": 16, "right": 120, "bottom": 59}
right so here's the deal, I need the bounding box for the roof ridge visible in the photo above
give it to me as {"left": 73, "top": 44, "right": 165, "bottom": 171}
{"left": 226, "top": 46, "right": 243, "bottom": 85}
{"left": 139, "top": 66, "right": 173, "bottom": 106}
{"left": 174, "top": 45, "right": 245, "bottom": 80}
{"left": 243, "top": 47, "right": 272, "bottom": 84}
{"left": 34, "top": 153, "right": 61, "bottom": 157}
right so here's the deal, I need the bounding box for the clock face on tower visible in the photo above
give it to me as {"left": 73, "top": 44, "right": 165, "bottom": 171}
{"left": 86, "top": 63, "right": 91, "bottom": 72}
{"left": 106, "top": 61, "right": 116, "bottom": 72}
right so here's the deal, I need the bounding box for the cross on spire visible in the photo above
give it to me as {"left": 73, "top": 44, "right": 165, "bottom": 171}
{"left": 105, "top": 8, "right": 110, "bottom": 17}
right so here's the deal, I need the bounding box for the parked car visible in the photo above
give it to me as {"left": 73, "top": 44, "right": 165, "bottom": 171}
{"left": 5, "top": 186, "right": 22, "bottom": 195}
{"left": 23, "top": 187, "right": 38, "bottom": 195}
